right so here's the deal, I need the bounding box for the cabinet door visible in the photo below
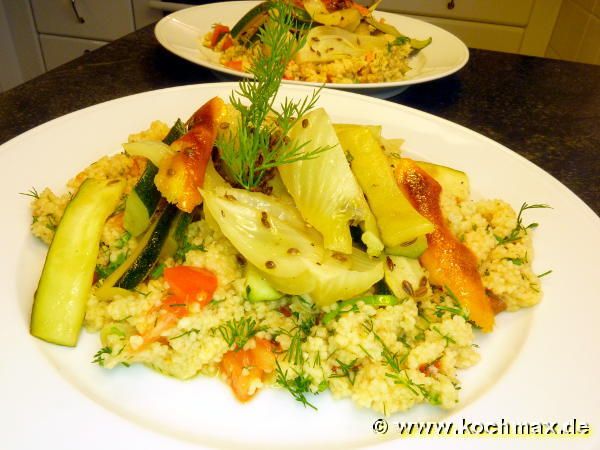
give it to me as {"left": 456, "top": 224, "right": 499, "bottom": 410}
{"left": 379, "top": 0, "right": 534, "bottom": 27}
{"left": 407, "top": 15, "right": 524, "bottom": 53}
{"left": 39, "top": 34, "right": 108, "bottom": 70}
{"left": 31, "top": 0, "right": 134, "bottom": 41}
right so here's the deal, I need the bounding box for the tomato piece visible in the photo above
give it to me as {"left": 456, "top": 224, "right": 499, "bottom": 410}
{"left": 252, "top": 338, "right": 276, "bottom": 373}
{"left": 220, "top": 35, "right": 234, "bottom": 51}
{"left": 225, "top": 60, "right": 243, "bottom": 72}
{"left": 164, "top": 266, "right": 218, "bottom": 306}
{"left": 211, "top": 24, "right": 230, "bottom": 47}
{"left": 220, "top": 338, "right": 277, "bottom": 402}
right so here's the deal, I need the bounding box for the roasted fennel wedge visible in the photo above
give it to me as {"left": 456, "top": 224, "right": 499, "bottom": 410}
{"left": 202, "top": 185, "right": 383, "bottom": 306}
{"left": 279, "top": 108, "right": 382, "bottom": 256}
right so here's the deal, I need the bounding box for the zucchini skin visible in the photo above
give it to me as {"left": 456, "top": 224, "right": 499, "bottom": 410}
{"left": 116, "top": 203, "right": 179, "bottom": 289}
{"left": 30, "top": 178, "right": 125, "bottom": 347}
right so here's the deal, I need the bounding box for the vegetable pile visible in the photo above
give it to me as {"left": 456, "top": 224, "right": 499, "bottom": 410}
{"left": 205, "top": 0, "right": 431, "bottom": 83}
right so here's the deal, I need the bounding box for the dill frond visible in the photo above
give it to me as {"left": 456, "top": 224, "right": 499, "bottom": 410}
{"left": 217, "top": 0, "right": 329, "bottom": 190}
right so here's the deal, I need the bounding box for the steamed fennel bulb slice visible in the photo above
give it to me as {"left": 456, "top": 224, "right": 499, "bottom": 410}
{"left": 201, "top": 187, "right": 323, "bottom": 278}
{"left": 279, "top": 108, "right": 382, "bottom": 255}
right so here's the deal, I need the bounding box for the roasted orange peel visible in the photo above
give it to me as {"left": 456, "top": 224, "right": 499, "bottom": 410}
{"left": 155, "top": 97, "right": 226, "bottom": 213}
{"left": 394, "top": 158, "right": 495, "bottom": 332}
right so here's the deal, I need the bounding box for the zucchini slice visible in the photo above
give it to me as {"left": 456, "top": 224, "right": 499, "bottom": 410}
{"left": 97, "top": 202, "right": 179, "bottom": 296}
{"left": 124, "top": 162, "right": 161, "bottom": 236}
{"left": 231, "top": 1, "right": 272, "bottom": 44}
{"left": 123, "top": 119, "right": 186, "bottom": 237}
{"left": 30, "top": 178, "right": 125, "bottom": 346}
{"left": 244, "top": 264, "right": 283, "bottom": 302}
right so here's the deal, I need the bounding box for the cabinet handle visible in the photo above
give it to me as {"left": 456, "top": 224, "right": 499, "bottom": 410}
{"left": 70, "top": 0, "right": 85, "bottom": 23}
{"left": 447, "top": 0, "right": 455, "bottom": 9}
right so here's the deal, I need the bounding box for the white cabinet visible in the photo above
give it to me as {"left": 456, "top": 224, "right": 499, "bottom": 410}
{"left": 29, "top": 0, "right": 161, "bottom": 71}
{"left": 30, "top": 0, "right": 134, "bottom": 41}
{"left": 379, "top": 0, "right": 563, "bottom": 56}
{"left": 39, "top": 34, "right": 108, "bottom": 70}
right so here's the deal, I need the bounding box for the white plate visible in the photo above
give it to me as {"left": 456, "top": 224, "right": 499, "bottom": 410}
{"left": 154, "top": 1, "right": 469, "bottom": 98}
{"left": 1, "top": 83, "right": 599, "bottom": 450}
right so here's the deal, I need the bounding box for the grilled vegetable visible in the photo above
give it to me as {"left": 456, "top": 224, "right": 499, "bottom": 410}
{"left": 123, "top": 163, "right": 161, "bottom": 236}
{"left": 96, "top": 202, "right": 179, "bottom": 296}
{"left": 155, "top": 97, "right": 226, "bottom": 213}
{"left": 415, "top": 160, "right": 470, "bottom": 201}
{"left": 383, "top": 254, "right": 429, "bottom": 300}
{"left": 230, "top": 1, "right": 272, "bottom": 45}
{"left": 336, "top": 125, "right": 434, "bottom": 248}
{"left": 244, "top": 264, "right": 283, "bottom": 302}
{"left": 30, "top": 178, "right": 125, "bottom": 346}
{"left": 279, "top": 108, "right": 382, "bottom": 255}
{"left": 395, "top": 159, "right": 495, "bottom": 332}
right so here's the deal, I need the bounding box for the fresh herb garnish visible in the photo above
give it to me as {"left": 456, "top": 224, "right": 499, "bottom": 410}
{"left": 537, "top": 269, "right": 553, "bottom": 278}
{"left": 92, "top": 346, "right": 112, "bottom": 366}
{"left": 330, "top": 358, "right": 359, "bottom": 385}
{"left": 19, "top": 187, "right": 40, "bottom": 199}
{"left": 495, "top": 202, "right": 551, "bottom": 245}
{"left": 434, "top": 286, "right": 469, "bottom": 321}
{"left": 96, "top": 251, "right": 128, "bottom": 279}
{"left": 214, "top": 317, "right": 263, "bottom": 350}
{"left": 150, "top": 262, "right": 165, "bottom": 279}
{"left": 174, "top": 214, "right": 206, "bottom": 262}
{"left": 274, "top": 360, "right": 317, "bottom": 410}
{"left": 216, "top": 0, "right": 329, "bottom": 190}
{"left": 170, "top": 328, "right": 201, "bottom": 340}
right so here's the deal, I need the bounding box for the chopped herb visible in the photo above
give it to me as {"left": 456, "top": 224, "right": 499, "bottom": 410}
{"left": 432, "top": 326, "right": 456, "bottom": 346}
{"left": 115, "top": 231, "right": 131, "bottom": 249}
{"left": 214, "top": 317, "right": 263, "bottom": 350}
{"left": 210, "top": 298, "right": 226, "bottom": 307}
{"left": 170, "top": 328, "right": 201, "bottom": 340}
{"left": 19, "top": 187, "right": 40, "bottom": 199}
{"left": 434, "top": 287, "right": 469, "bottom": 321}
{"left": 92, "top": 346, "right": 111, "bottom": 366}
{"left": 174, "top": 214, "right": 206, "bottom": 262}
{"left": 386, "top": 371, "right": 441, "bottom": 405}
{"left": 495, "top": 202, "right": 551, "bottom": 245}
{"left": 330, "top": 358, "right": 359, "bottom": 385}
{"left": 96, "top": 251, "right": 128, "bottom": 279}
{"left": 537, "top": 269, "right": 553, "bottom": 278}
{"left": 150, "top": 263, "right": 165, "bottom": 279}
{"left": 362, "top": 319, "right": 407, "bottom": 372}
{"left": 121, "top": 362, "right": 130, "bottom": 368}
{"left": 275, "top": 360, "right": 317, "bottom": 410}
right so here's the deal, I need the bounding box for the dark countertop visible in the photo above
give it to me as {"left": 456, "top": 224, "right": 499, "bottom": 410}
{"left": 1, "top": 25, "right": 598, "bottom": 214}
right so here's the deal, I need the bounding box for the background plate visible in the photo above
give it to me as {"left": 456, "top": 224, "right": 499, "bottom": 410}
{"left": 154, "top": 1, "right": 469, "bottom": 98}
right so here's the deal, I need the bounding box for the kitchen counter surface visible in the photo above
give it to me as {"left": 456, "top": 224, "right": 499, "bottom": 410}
{"left": 1, "top": 25, "right": 598, "bottom": 214}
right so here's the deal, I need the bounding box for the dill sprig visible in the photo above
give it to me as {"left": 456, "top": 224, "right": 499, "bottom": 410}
{"left": 330, "top": 358, "right": 359, "bottom": 385}
{"left": 217, "top": 0, "right": 329, "bottom": 190}
{"left": 495, "top": 202, "right": 551, "bottom": 245}
{"left": 19, "top": 187, "right": 40, "bottom": 199}
{"left": 214, "top": 317, "right": 263, "bottom": 350}
{"left": 92, "top": 346, "right": 111, "bottom": 366}
{"left": 274, "top": 360, "right": 317, "bottom": 410}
